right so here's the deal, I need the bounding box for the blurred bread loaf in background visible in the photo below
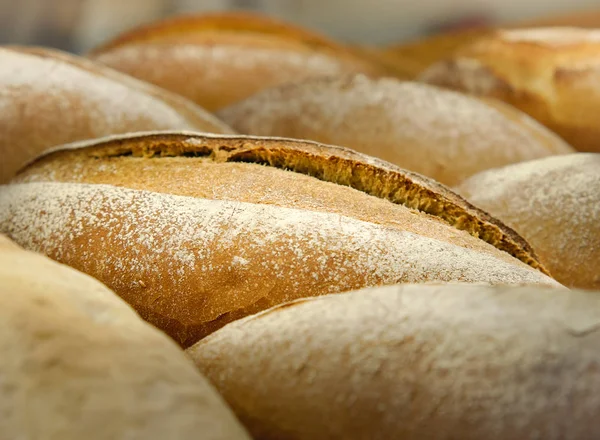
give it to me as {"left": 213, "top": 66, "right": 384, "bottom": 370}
{"left": 420, "top": 27, "right": 600, "bottom": 152}
{"left": 0, "top": 45, "right": 233, "bottom": 183}
{"left": 87, "top": 12, "right": 386, "bottom": 111}
{"left": 382, "top": 7, "right": 600, "bottom": 80}
{"left": 219, "top": 74, "right": 574, "bottom": 186}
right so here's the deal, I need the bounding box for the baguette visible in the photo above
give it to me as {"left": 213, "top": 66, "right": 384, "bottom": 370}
{"left": 456, "top": 153, "right": 600, "bottom": 290}
{"left": 420, "top": 27, "right": 600, "bottom": 152}
{"left": 189, "top": 283, "right": 600, "bottom": 440}
{"left": 2, "top": 132, "right": 561, "bottom": 346}
{"left": 88, "top": 12, "right": 385, "bottom": 111}
{"left": 0, "top": 234, "right": 250, "bottom": 440}
{"left": 0, "top": 46, "right": 233, "bottom": 183}
{"left": 219, "top": 74, "right": 573, "bottom": 186}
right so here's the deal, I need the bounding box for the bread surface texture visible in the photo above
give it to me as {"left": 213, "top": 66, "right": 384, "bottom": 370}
{"left": 2, "top": 133, "right": 561, "bottom": 346}
{"left": 0, "top": 46, "right": 233, "bottom": 183}
{"left": 189, "top": 283, "right": 600, "bottom": 440}
{"left": 219, "top": 74, "right": 574, "bottom": 186}
{"left": 0, "top": 234, "right": 250, "bottom": 440}
{"left": 456, "top": 153, "right": 600, "bottom": 289}
{"left": 420, "top": 27, "right": 600, "bottom": 152}
{"left": 88, "top": 12, "right": 384, "bottom": 111}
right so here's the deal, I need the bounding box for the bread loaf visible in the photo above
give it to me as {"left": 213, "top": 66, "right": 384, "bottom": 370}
{"left": 2, "top": 133, "right": 561, "bottom": 347}
{"left": 456, "top": 153, "right": 600, "bottom": 290}
{"left": 384, "top": 27, "right": 494, "bottom": 79}
{"left": 88, "top": 12, "right": 384, "bottom": 111}
{"left": 0, "top": 234, "right": 250, "bottom": 440}
{"left": 219, "top": 74, "right": 573, "bottom": 186}
{"left": 188, "top": 283, "right": 600, "bottom": 440}
{"left": 0, "top": 46, "right": 233, "bottom": 183}
{"left": 420, "top": 27, "right": 600, "bottom": 152}
{"left": 346, "top": 44, "right": 416, "bottom": 80}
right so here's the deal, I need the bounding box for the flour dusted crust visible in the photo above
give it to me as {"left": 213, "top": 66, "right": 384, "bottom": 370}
{"left": 420, "top": 27, "right": 600, "bottom": 153}
{"left": 189, "top": 283, "right": 600, "bottom": 440}
{"left": 0, "top": 234, "right": 250, "bottom": 440}
{"left": 218, "top": 74, "right": 573, "bottom": 186}
{"left": 1, "top": 133, "right": 561, "bottom": 347}
{"left": 16, "top": 132, "right": 550, "bottom": 272}
{"left": 456, "top": 153, "right": 600, "bottom": 290}
{"left": 88, "top": 12, "right": 384, "bottom": 111}
{"left": 0, "top": 46, "right": 233, "bottom": 183}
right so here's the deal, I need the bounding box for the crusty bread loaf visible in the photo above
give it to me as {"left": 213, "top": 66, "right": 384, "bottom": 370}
{"left": 383, "top": 9, "right": 600, "bottom": 80}
{"left": 419, "top": 27, "right": 600, "bottom": 152}
{"left": 88, "top": 12, "right": 385, "bottom": 111}
{"left": 1, "top": 132, "right": 562, "bottom": 346}
{"left": 0, "top": 45, "right": 233, "bottom": 183}
{"left": 384, "top": 27, "right": 495, "bottom": 79}
{"left": 518, "top": 9, "right": 600, "bottom": 28}
{"left": 346, "top": 44, "right": 416, "bottom": 80}
{"left": 0, "top": 234, "right": 250, "bottom": 440}
{"left": 188, "top": 283, "right": 600, "bottom": 440}
{"left": 219, "top": 74, "right": 574, "bottom": 186}
{"left": 456, "top": 153, "right": 600, "bottom": 290}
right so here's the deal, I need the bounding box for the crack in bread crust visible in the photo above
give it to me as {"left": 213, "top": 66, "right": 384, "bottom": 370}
{"left": 20, "top": 132, "right": 549, "bottom": 275}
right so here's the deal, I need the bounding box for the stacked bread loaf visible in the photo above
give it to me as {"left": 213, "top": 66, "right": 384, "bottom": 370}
{"left": 0, "top": 234, "right": 250, "bottom": 440}
{"left": 1, "top": 10, "right": 599, "bottom": 440}
{"left": 0, "top": 46, "right": 233, "bottom": 183}
{"left": 420, "top": 27, "right": 600, "bottom": 152}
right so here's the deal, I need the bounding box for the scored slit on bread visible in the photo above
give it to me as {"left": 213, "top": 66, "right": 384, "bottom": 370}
{"left": 16, "top": 132, "right": 548, "bottom": 274}
{"left": 4, "top": 132, "right": 562, "bottom": 346}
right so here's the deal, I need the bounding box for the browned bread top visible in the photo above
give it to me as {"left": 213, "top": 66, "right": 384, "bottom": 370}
{"left": 384, "top": 27, "right": 495, "bottom": 78}
{"left": 4, "top": 133, "right": 563, "bottom": 346}
{"left": 90, "top": 11, "right": 357, "bottom": 58}
{"left": 15, "top": 132, "right": 548, "bottom": 274}
{"left": 0, "top": 46, "right": 233, "bottom": 183}
{"left": 218, "top": 74, "right": 574, "bottom": 186}
{"left": 419, "top": 27, "right": 600, "bottom": 152}
{"left": 88, "top": 13, "right": 384, "bottom": 111}
{"left": 6, "top": 45, "right": 234, "bottom": 134}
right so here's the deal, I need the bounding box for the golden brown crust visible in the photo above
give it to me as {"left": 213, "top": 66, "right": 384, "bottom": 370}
{"left": 518, "top": 9, "right": 600, "bottom": 28}
{"left": 18, "top": 132, "right": 548, "bottom": 273}
{"left": 345, "top": 45, "right": 416, "bottom": 80}
{"left": 0, "top": 234, "right": 250, "bottom": 440}
{"left": 384, "top": 27, "right": 495, "bottom": 78}
{"left": 0, "top": 46, "right": 233, "bottom": 183}
{"left": 2, "top": 133, "right": 562, "bottom": 346}
{"left": 88, "top": 12, "right": 384, "bottom": 111}
{"left": 90, "top": 11, "right": 355, "bottom": 57}
{"left": 0, "top": 180, "right": 560, "bottom": 348}
{"left": 420, "top": 27, "right": 600, "bottom": 152}
{"left": 188, "top": 283, "right": 600, "bottom": 440}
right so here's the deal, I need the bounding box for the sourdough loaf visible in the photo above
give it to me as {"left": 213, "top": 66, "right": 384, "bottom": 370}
{"left": 420, "top": 27, "right": 600, "bottom": 152}
{"left": 88, "top": 12, "right": 384, "bottom": 111}
{"left": 219, "top": 74, "right": 573, "bottom": 186}
{"left": 2, "top": 133, "right": 561, "bottom": 346}
{"left": 189, "top": 283, "right": 600, "bottom": 440}
{"left": 0, "top": 45, "right": 233, "bottom": 183}
{"left": 456, "top": 153, "right": 600, "bottom": 290}
{"left": 0, "top": 234, "right": 249, "bottom": 440}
